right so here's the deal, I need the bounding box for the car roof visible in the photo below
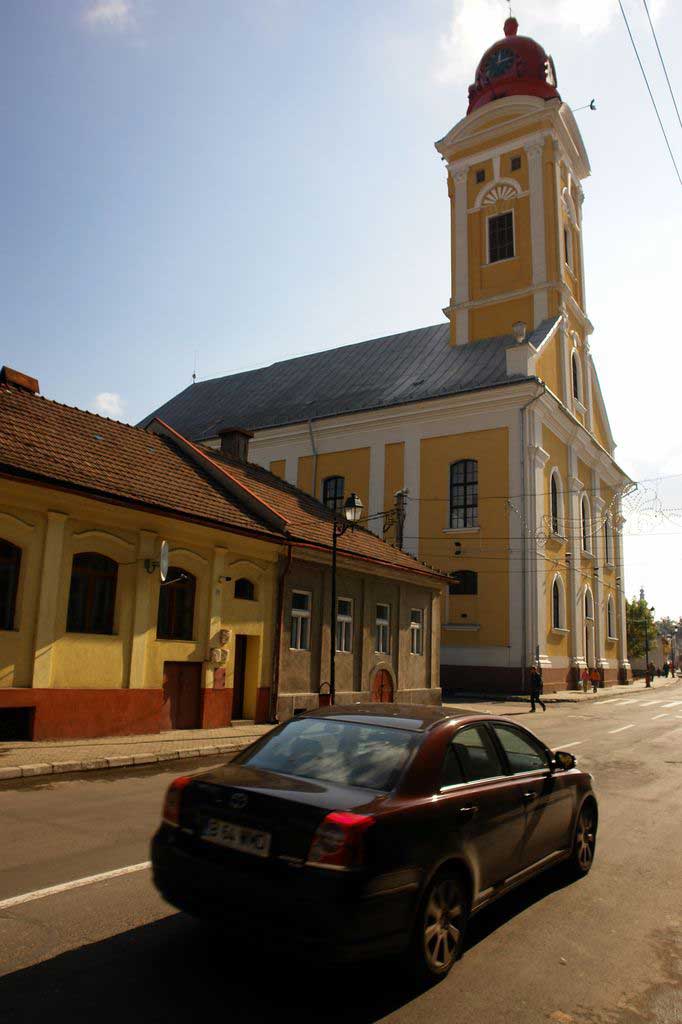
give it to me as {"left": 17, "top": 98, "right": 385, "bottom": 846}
{"left": 300, "top": 703, "right": 482, "bottom": 732}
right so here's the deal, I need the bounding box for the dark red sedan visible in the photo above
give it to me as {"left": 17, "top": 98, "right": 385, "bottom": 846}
{"left": 151, "top": 704, "right": 597, "bottom": 983}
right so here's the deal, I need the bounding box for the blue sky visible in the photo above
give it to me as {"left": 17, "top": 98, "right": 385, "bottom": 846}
{"left": 2, "top": 0, "right": 681, "bottom": 616}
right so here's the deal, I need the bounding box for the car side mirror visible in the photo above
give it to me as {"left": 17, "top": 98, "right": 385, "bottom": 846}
{"left": 553, "top": 750, "right": 576, "bottom": 772}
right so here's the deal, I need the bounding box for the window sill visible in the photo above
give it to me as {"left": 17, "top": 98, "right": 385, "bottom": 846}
{"left": 443, "top": 527, "right": 480, "bottom": 535}
{"left": 155, "top": 638, "right": 196, "bottom": 644}
{"left": 289, "top": 647, "right": 311, "bottom": 653}
{"left": 550, "top": 627, "right": 570, "bottom": 636}
{"left": 443, "top": 623, "right": 480, "bottom": 632}
{"left": 581, "top": 549, "right": 594, "bottom": 560}
{"left": 607, "top": 635, "right": 618, "bottom": 642}
{"left": 547, "top": 532, "right": 567, "bottom": 544}
{"left": 604, "top": 561, "right": 615, "bottom": 570}
{"left": 483, "top": 255, "right": 517, "bottom": 267}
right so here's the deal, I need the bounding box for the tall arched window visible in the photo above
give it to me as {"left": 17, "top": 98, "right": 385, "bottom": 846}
{"left": 550, "top": 470, "right": 563, "bottom": 535}
{"left": 234, "top": 577, "right": 255, "bottom": 601}
{"left": 67, "top": 553, "right": 118, "bottom": 634}
{"left": 157, "top": 567, "right": 196, "bottom": 641}
{"left": 322, "top": 476, "right": 344, "bottom": 513}
{"left": 581, "top": 495, "right": 592, "bottom": 553}
{"left": 584, "top": 588, "right": 594, "bottom": 620}
{"left": 604, "top": 517, "right": 613, "bottom": 564}
{"left": 607, "top": 595, "right": 616, "bottom": 638}
{"left": 552, "top": 575, "right": 565, "bottom": 630}
{"left": 0, "top": 540, "right": 21, "bottom": 631}
{"left": 572, "top": 351, "right": 581, "bottom": 403}
{"left": 450, "top": 460, "right": 478, "bottom": 529}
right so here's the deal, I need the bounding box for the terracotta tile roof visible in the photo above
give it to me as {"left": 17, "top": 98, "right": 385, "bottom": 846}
{"left": 0, "top": 382, "right": 444, "bottom": 581}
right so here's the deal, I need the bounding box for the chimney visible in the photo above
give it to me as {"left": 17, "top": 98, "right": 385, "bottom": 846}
{"left": 217, "top": 426, "right": 254, "bottom": 462}
{"left": 0, "top": 366, "right": 39, "bottom": 394}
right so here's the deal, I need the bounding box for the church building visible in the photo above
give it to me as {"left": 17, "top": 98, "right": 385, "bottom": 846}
{"left": 144, "top": 18, "right": 632, "bottom": 693}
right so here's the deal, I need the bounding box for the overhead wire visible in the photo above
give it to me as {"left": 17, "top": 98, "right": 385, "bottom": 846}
{"left": 641, "top": 0, "right": 682, "bottom": 130}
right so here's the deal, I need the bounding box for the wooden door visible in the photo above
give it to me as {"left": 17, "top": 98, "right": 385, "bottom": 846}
{"left": 233, "top": 635, "right": 247, "bottom": 720}
{"left": 162, "top": 662, "right": 202, "bottom": 730}
{"left": 371, "top": 669, "right": 394, "bottom": 703}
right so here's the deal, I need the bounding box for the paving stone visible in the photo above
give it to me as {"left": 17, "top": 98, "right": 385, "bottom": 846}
{"left": 133, "top": 754, "right": 158, "bottom": 765}
{"left": 20, "top": 763, "right": 53, "bottom": 776}
{"left": 156, "top": 750, "right": 180, "bottom": 761}
{"left": 52, "top": 761, "right": 82, "bottom": 774}
{"left": 80, "top": 759, "right": 109, "bottom": 771}
{"left": 107, "top": 756, "right": 134, "bottom": 767}
{"left": 0, "top": 766, "right": 22, "bottom": 780}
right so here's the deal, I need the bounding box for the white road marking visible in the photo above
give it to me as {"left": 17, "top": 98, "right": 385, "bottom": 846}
{"left": 608, "top": 724, "right": 635, "bottom": 734}
{"left": 617, "top": 700, "right": 637, "bottom": 705}
{"left": 599, "top": 699, "right": 625, "bottom": 705}
{"left": 0, "top": 861, "right": 151, "bottom": 911}
{"left": 639, "top": 701, "right": 662, "bottom": 707}
{"left": 652, "top": 714, "right": 670, "bottom": 720}
{"left": 661, "top": 702, "right": 682, "bottom": 708}
{"left": 558, "top": 740, "right": 584, "bottom": 747}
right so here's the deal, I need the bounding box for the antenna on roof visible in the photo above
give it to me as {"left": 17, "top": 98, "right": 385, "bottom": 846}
{"left": 192, "top": 350, "right": 198, "bottom": 385}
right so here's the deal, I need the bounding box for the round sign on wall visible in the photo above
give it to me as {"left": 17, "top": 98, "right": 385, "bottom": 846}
{"left": 159, "top": 540, "right": 169, "bottom": 582}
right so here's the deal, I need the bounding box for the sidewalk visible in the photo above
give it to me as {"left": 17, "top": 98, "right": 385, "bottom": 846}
{"left": 0, "top": 722, "right": 274, "bottom": 781}
{"left": 444, "top": 674, "right": 680, "bottom": 706}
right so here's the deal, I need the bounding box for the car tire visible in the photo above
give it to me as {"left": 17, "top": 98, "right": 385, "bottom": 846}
{"left": 563, "top": 800, "right": 597, "bottom": 879}
{"left": 408, "top": 869, "right": 470, "bottom": 986}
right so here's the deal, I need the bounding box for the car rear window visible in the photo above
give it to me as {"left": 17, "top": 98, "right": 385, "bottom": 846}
{"left": 238, "top": 718, "right": 417, "bottom": 792}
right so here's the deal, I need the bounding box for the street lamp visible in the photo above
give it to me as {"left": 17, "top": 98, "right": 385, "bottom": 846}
{"left": 329, "top": 492, "right": 364, "bottom": 705}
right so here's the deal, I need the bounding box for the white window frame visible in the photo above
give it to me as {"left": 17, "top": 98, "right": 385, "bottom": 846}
{"left": 410, "top": 608, "right": 424, "bottom": 656}
{"left": 549, "top": 468, "right": 565, "bottom": 538}
{"left": 375, "top": 603, "right": 390, "bottom": 655}
{"left": 485, "top": 208, "right": 516, "bottom": 265}
{"left": 290, "top": 590, "right": 311, "bottom": 651}
{"left": 572, "top": 350, "right": 582, "bottom": 404}
{"left": 604, "top": 517, "right": 613, "bottom": 565}
{"left": 551, "top": 573, "right": 567, "bottom": 632}
{"left": 335, "top": 596, "right": 353, "bottom": 654}
{"left": 607, "top": 595, "right": 617, "bottom": 640}
{"left": 581, "top": 494, "right": 592, "bottom": 554}
{"left": 564, "top": 224, "right": 573, "bottom": 272}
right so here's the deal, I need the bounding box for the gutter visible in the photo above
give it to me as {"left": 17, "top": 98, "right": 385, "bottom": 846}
{"left": 519, "top": 382, "right": 547, "bottom": 693}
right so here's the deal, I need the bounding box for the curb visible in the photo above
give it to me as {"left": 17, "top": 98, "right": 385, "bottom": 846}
{"left": 0, "top": 737, "right": 259, "bottom": 782}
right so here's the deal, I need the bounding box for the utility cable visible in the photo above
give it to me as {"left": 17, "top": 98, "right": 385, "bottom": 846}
{"left": 618, "top": 0, "right": 682, "bottom": 186}
{"left": 641, "top": 0, "right": 682, "bottom": 130}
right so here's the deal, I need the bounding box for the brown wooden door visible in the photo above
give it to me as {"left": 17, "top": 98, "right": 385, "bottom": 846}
{"left": 162, "top": 662, "right": 202, "bottom": 730}
{"left": 371, "top": 669, "right": 394, "bottom": 703}
{"left": 233, "top": 635, "right": 247, "bottom": 720}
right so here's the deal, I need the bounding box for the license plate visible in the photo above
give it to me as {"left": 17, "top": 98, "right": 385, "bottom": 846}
{"left": 201, "top": 817, "right": 271, "bottom": 858}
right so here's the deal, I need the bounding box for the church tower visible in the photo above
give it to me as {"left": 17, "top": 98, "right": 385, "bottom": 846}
{"left": 435, "top": 16, "right": 591, "bottom": 375}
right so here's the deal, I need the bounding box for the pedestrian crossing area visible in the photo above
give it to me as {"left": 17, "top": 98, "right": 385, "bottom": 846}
{"left": 598, "top": 698, "right": 682, "bottom": 708}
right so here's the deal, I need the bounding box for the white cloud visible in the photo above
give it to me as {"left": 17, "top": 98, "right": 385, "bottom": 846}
{"left": 94, "top": 392, "right": 126, "bottom": 418}
{"left": 82, "top": 1, "right": 137, "bottom": 32}
{"left": 436, "top": 0, "right": 667, "bottom": 84}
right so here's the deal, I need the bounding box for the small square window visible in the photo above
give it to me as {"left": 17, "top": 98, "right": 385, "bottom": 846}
{"left": 475, "top": 169, "right": 485, "bottom": 184}
{"left": 511, "top": 156, "right": 521, "bottom": 171}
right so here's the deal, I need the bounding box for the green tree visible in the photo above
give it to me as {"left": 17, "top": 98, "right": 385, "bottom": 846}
{"left": 626, "top": 597, "right": 656, "bottom": 661}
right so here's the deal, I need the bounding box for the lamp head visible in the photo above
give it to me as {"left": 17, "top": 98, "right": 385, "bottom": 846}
{"left": 343, "top": 492, "right": 364, "bottom": 523}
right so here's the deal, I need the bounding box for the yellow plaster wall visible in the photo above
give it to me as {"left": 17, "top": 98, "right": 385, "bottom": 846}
{"left": 383, "top": 442, "right": 405, "bottom": 547}
{"left": 591, "top": 382, "right": 611, "bottom": 451}
{"left": 546, "top": 569, "right": 570, "bottom": 658}
{"left": 470, "top": 295, "right": 534, "bottom": 343}
{"left": 418, "top": 427, "right": 509, "bottom": 648}
{"left": 535, "top": 333, "right": 563, "bottom": 398}
{"left": 269, "top": 459, "right": 286, "bottom": 479}
{"left": 297, "top": 447, "right": 371, "bottom": 511}
{"left": 542, "top": 427, "right": 569, "bottom": 657}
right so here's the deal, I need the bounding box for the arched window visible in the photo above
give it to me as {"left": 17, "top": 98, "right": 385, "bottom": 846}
{"left": 0, "top": 540, "right": 21, "bottom": 631}
{"left": 607, "top": 595, "right": 616, "bottom": 638}
{"left": 450, "top": 460, "right": 478, "bottom": 529}
{"left": 550, "top": 470, "right": 563, "bottom": 535}
{"left": 604, "top": 517, "right": 613, "bottom": 564}
{"left": 322, "top": 476, "right": 344, "bottom": 514}
{"left": 552, "top": 575, "right": 565, "bottom": 630}
{"left": 581, "top": 495, "right": 592, "bottom": 553}
{"left": 234, "top": 577, "right": 255, "bottom": 601}
{"left": 584, "top": 588, "right": 593, "bottom": 620}
{"left": 157, "top": 568, "right": 196, "bottom": 641}
{"left": 572, "top": 351, "right": 581, "bottom": 403}
{"left": 67, "top": 553, "right": 118, "bottom": 634}
{"left": 448, "top": 570, "right": 478, "bottom": 595}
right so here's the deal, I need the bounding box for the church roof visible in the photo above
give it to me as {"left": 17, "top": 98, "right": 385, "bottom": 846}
{"left": 140, "top": 318, "right": 558, "bottom": 439}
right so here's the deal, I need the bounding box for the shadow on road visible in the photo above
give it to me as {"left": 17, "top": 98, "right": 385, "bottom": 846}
{"left": 0, "top": 868, "right": 575, "bottom": 1024}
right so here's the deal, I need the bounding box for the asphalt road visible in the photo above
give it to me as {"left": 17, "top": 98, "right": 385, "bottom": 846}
{"left": 1, "top": 681, "right": 681, "bottom": 1024}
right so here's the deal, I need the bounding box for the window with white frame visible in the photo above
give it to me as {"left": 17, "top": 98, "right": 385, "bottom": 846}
{"left": 336, "top": 597, "right": 353, "bottom": 653}
{"left": 572, "top": 350, "right": 582, "bottom": 404}
{"left": 375, "top": 603, "right": 390, "bottom": 655}
{"left": 552, "top": 575, "right": 566, "bottom": 630}
{"left": 550, "top": 469, "right": 563, "bottom": 536}
{"left": 410, "top": 609, "right": 424, "bottom": 655}
{"left": 290, "top": 590, "right": 311, "bottom": 650}
{"left": 488, "top": 211, "right": 514, "bottom": 263}
{"left": 604, "top": 517, "right": 613, "bottom": 564}
{"left": 450, "top": 459, "right": 478, "bottom": 529}
{"left": 564, "top": 226, "right": 573, "bottom": 271}
{"left": 607, "top": 595, "right": 616, "bottom": 639}
{"left": 581, "top": 494, "right": 592, "bottom": 553}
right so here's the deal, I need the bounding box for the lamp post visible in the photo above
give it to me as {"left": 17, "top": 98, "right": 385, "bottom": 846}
{"left": 329, "top": 492, "right": 364, "bottom": 705}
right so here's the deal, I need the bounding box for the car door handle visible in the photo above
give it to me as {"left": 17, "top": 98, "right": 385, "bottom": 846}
{"left": 522, "top": 791, "right": 538, "bottom": 804}
{"left": 458, "top": 805, "right": 478, "bottom": 819}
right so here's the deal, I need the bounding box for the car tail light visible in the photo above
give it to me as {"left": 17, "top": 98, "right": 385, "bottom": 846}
{"left": 162, "top": 776, "right": 192, "bottom": 826}
{"left": 306, "top": 812, "right": 375, "bottom": 870}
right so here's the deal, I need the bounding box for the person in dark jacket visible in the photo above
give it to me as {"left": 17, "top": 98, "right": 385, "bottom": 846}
{"left": 529, "top": 665, "right": 546, "bottom": 712}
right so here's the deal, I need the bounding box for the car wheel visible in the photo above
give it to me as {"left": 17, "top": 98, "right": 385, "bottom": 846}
{"left": 564, "top": 801, "right": 597, "bottom": 879}
{"left": 409, "top": 870, "right": 469, "bottom": 985}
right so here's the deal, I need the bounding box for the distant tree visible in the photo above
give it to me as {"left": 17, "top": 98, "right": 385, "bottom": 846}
{"left": 626, "top": 597, "right": 657, "bottom": 660}
{"left": 654, "top": 616, "right": 682, "bottom": 637}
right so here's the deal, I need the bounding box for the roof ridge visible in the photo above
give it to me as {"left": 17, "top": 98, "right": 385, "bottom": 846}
{"left": 1, "top": 382, "right": 153, "bottom": 435}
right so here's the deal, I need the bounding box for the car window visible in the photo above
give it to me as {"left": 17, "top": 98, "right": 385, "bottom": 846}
{"left": 451, "top": 725, "right": 504, "bottom": 782}
{"left": 441, "top": 744, "right": 465, "bottom": 788}
{"left": 237, "top": 718, "right": 416, "bottom": 792}
{"left": 492, "top": 724, "right": 550, "bottom": 774}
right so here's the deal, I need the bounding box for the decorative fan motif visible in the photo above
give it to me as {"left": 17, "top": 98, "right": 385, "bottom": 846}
{"left": 481, "top": 184, "right": 518, "bottom": 205}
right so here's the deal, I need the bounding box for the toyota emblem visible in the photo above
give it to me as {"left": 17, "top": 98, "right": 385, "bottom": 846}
{"left": 229, "top": 792, "right": 248, "bottom": 811}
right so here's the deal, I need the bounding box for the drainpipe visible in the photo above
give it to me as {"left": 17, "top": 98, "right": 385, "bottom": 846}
{"left": 307, "top": 419, "right": 318, "bottom": 499}
{"left": 269, "top": 543, "right": 293, "bottom": 723}
{"left": 519, "top": 382, "right": 547, "bottom": 695}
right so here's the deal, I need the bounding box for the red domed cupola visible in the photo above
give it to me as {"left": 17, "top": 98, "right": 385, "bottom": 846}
{"left": 467, "top": 17, "right": 560, "bottom": 115}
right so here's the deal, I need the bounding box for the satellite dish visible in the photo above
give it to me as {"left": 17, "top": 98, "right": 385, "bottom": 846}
{"left": 159, "top": 540, "right": 169, "bottom": 583}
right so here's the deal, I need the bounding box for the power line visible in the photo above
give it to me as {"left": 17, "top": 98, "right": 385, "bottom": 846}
{"left": 618, "top": 0, "right": 682, "bottom": 186}
{"left": 641, "top": 0, "right": 682, "bottom": 130}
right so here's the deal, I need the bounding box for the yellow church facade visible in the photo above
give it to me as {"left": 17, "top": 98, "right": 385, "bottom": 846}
{"left": 145, "top": 18, "right": 631, "bottom": 692}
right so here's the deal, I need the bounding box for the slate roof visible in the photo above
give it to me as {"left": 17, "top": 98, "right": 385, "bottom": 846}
{"left": 0, "top": 381, "right": 444, "bottom": 580}
{"left": 139, "top": 319, "right": 558, "bottom": 440}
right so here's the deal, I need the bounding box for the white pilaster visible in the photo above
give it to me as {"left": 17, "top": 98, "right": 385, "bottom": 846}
{"left": 368, "top": 443, "right": 385, "bottom": 538}
{"left": 614, "top": 501, "right": 631, "bottom": 678}
{"left": 584, "top": 340, "right": 594, "bottom": 433}
{"left": 567, "top": 451, "right": 585, "bottom": 675}
{"left": 402, "top": 436, "right": 420, "bottom": 557}
{"left": 128, "top": 529, "right": 157, "bottom": 688}
{"left": 32, "top": 511, "right": 68, "bottom": 689}
{"left": 592, "top": 491, "right": 607, "bottom": 670}
{"left": 525, "top": 139, "right": 548, "bottom": 326}
{"left": 284, "top": 457, "right": 298, "bottom": 486}
{"left": 527, "top": 410, "right": 550, "bottom": 668}
{"left": 559, "top": 310, "right": 572, "bottom": 409}
{"left": 450, "top": 164, "right": 469, "bottom": 345}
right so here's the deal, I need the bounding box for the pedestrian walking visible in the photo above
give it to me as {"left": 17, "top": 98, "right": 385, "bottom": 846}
{"left": 581, "top": 667, "right": 590, "bottom": 694}
{"left": 529, "top": 665, "right": 546, "bottom": 713}
{"left": 663, "top": 662, "right": 669, "bottom": 678}
{"left": 590, "top": 666, "right": 600, "bottom": 694}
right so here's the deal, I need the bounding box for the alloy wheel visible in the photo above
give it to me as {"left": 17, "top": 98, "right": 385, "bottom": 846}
{"left": 576, "top": 806, "right": 596, "bottom": 871}
{"left": 423, "top": 878, "right": 464, "bottom": 971}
